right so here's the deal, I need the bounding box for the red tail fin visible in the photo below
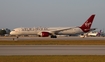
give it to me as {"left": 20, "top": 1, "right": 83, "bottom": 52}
{"left": 80, "top": 14, "right": 95, "bottom": 32}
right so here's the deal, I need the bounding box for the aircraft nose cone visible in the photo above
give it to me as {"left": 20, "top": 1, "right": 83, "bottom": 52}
{"left": 10, "top": 31, "right": 14, "bottom": 35}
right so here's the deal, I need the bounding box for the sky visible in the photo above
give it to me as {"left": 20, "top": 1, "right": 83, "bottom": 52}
{"left": 0, "top": 0, "right": 105, "bottom": 30}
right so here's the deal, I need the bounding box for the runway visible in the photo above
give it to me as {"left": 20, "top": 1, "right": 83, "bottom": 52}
{"left": 0, "top": 45, "right": 105, "bottom": 55}
{"left": 0, "top": 36, "right": 105, "bottom": 41}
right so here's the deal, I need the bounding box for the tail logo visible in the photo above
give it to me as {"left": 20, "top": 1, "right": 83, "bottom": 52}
{"left": 80, "top": 14, "right": 95, "bottom": 32}
{"left": 85, "top": 21, "right": 91, "bottom": 27}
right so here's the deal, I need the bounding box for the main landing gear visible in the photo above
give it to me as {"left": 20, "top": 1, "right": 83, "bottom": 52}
{"left": 51, "top": 35, "right": 57, "bottom": 38}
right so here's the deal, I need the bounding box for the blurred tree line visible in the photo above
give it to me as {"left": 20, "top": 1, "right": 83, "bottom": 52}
{"left": 0, "top": 28, "right": 11, "bottom": 36}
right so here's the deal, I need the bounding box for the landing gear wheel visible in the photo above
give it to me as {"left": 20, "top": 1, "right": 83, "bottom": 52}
{"left": 51, "top": 35, "right": 57, "bottom": 38}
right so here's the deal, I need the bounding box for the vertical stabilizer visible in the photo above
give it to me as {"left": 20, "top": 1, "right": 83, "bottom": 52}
{"left": 80, "top": 14, "right": 95, "bottom": 32}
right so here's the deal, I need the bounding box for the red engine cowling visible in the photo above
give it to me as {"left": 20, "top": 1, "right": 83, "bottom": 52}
{"left": 41, "top": 32, "right": 50, "bottom": 37}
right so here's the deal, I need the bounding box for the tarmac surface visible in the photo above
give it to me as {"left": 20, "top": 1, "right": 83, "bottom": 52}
{"left": 0, "top": 36, "right": 105, "bottom": 40}
{"left": 0, "top": 45, "right": 105, "bottom": 55}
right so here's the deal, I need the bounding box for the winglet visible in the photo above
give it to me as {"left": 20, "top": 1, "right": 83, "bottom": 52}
{"left": 80, "top": 14, "right": 95, "bottom": 32}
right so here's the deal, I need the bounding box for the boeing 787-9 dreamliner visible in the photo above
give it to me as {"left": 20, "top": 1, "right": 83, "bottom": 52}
{"left": 10, "top": 14, "right": 96, "bottom": 38}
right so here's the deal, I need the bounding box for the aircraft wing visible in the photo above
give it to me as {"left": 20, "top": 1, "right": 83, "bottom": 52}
{"left": 47, "top": 27, "right": 96, "bottom": 35}
{"left": 47, "top": 27, "right": 74, "bottom": 35}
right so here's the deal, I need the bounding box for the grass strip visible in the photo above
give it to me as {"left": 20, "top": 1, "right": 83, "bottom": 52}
{"left": 0, "top": 40, "right": 105, "bottom": 45}
{"left": 0, "top": 55, "right": 105, "bottom": 62}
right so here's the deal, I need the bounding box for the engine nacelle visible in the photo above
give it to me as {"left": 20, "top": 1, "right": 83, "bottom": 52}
{"left": 38, "top": 32, "right": 50, "bottom": 37}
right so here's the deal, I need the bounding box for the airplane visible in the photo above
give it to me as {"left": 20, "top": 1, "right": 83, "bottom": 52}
{"left": 80, "top": 30, "right": 105, "bottom": 38}
{"left": 80, "top": 31, "right": 99, "bottom": 37}
{"left": 88, "top": 30, "right": 102, "bottom": 37}
{"left": 10, "top": 14, "right": 96, "bottom": 38}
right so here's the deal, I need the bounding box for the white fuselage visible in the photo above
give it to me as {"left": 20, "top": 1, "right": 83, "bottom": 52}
{"left": 10, "top": 27, "right": 83, "bottom": 36}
